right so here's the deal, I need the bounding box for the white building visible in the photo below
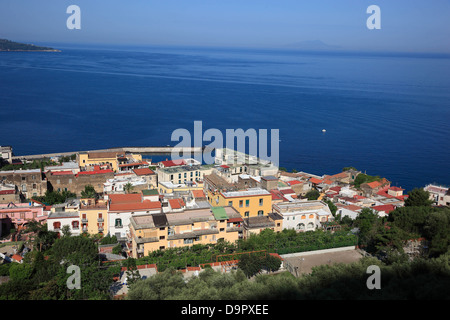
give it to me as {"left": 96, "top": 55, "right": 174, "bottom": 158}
{"left": 47, "top": 211, "right": 81, "bottom": 236}
{"left": 272, "top": 200, "right": 333, "bottom": 232}
{"left": 424, "top": 184, "right": 450, "bottom": 206}
{"left": 104, "top": 176, "right": 148, "bottom": 194}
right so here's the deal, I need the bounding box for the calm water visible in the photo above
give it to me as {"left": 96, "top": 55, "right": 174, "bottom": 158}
{"left": 1, "top": 44, "right": 449, "bottom": 191}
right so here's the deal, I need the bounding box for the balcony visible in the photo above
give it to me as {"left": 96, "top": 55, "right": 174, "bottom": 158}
{"left": 81, "top": 218, "right": 88, "bottom": 223}
{"left": 97, "top": 218, "right": 104, "bottom": 222}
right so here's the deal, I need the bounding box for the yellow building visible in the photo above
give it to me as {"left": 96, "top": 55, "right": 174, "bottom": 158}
{"left": 208, "top": 188, "right": 273, "bottom": 219}
{"left": 79, "top": 198, "right": 108, "bottom": 235}
{"left": 77, "top": 151, "right": 142, "bottom": 173}
{"left": 128, "top": 206, "right": 243, "bottom": 258}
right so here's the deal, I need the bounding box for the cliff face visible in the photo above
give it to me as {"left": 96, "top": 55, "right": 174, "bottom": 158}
{"left": 0, "top": 39, "right": 60, "bottom": 52}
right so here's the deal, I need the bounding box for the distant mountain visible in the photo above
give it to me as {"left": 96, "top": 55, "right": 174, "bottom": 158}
{"left": 0, "top": 39, "right": 60, "bottom": 52}
{"left": 282, "top": 40, "right": 342, "bottom": 51}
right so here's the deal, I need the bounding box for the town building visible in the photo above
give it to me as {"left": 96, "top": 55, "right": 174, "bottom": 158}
{"left": 107, "top": 193, "right": 162, "bottom": 241}
{"left": 0, "top": 146, "right": 13, "bottom": 164}
{"left": 0, "top": 182, "right": 20, "bottom": 204}
{"left": 208, "top": 187, "right": 272, "bottom": 219}
{"left": 47, "top": 211, "right": 81, "bottom": 236}
{"left": 128, "top": 206, "right": 243, "bottom": 258}
{"left": 242, "top": 212, "right": 283, "bottom": 237}
{"left": 77, "top": 151, "right": 142, "bottom": 173}
{"left": 0, "top": 169, "right": 47, "bottom": 200}
{"left": 156, "top": 164, "right": 213, "bottom": 185}
{"left": 79, "top": 198, "right": 108, "bottom": 235}
{"left": 424, "top": 184, "right": 450, "bottom": 206}
{"left": 0, "top": 202, "right": 47, "bottom": 232}
{"left": 46, "top": 169, "right": 114, "bottom": 196}
{"left": 272, "top": 200, "right": 333, "bottom": 232}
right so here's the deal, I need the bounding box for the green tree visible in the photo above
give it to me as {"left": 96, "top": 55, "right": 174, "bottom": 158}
{"left": 61, "top": 225, "right": 71, "bottom": 237}
{"left": 123, "top": 258, "right": 141, "bottom": 285}
{"left": 52, "top": 235, "right": 99, "bottom": 265}
{"left": 325, "top": 199, "right": 337, "bottom": 216}
{"left": 9, "top": 263, "right": 34, "bottom": 281}
{"left": 405, "top": 188, "right": 434, "bottom": 207}
{"left": 124, "top": 182, "right": 134, "bottom": 194}
{"left": 81, "top": 184, "right": 97, "bottom": 199}
{"left": 305, "top": 189, "right": 320, "bottom": 200}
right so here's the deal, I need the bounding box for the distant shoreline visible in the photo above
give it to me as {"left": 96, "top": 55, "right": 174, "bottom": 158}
{"left": 0, "top": 49, "right": 61, "bottom": 52}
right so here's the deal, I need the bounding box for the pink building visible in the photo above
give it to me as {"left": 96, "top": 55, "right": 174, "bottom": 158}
{"left": 0, "top": 202, "right": 47, "bottom": 231}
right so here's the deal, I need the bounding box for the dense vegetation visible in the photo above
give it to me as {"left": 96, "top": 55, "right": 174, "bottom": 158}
{"left": 132, "top": 229, "right": 357, "bottom": 272}
{"left": 127, "top": 253, "right": 450, "bottom": 299}
{"left": 353, "top": 173, "right": 382, "bottom": 188}
{"left": 32, "top": 190, "right": 77, "bottom": 205}
{"left": 335, "top": 188, "right": 450, "bottom": 263}
{"left": 0, "top": 224, "right": 120, "bottom": 300}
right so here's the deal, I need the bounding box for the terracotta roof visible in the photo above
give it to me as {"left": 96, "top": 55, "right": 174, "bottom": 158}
{"left": 389, "top": 186, "right": 404, "bottom": 191}
{"left": 329, "top": 186, "right": 342, "bottom": 192}
{"left": 108, "top": 193, "right": 142, "bottom": 204}
{"left": 119, "top": 162, "right": 147, "bottom": 168}
{"left": 280, "top": 188, "right": 295, "bottom": 195}
{"left": 51, "top": 171, "right": 75, "bottom": 176}
{"left": 109, "top": 200, "right": 161, "bottom": 212}
{"left": 309, "top": 177, "right": 322, "bottom": 184}
{"left": 191, "top": 190, "right": 206, "bottom": 198}
{"left": 287, "top": 180, "right": 301, "bottom": 186}
{"left": 160, "top": 159, "right": 186, "bottom": 167}
{"left": 76, "top": 169, "right": 113, "bottom": 177}
{"left": 168, "top": 198, "right": 185, "bottom": 209}
{"left": 366, "top": 181, "right": 382, "bottom": 189}
{"left": 343, "top": 204, "right": 362, "bottom": 212}
{"left": 133, "top": 168, "right": 155, "bottom": 176}
{"left": 372, "top": 204, "right": 396, "bottom": 213}
{"left": 11, "top": 254, "right": 23, "bottom": 262}
{"left": 0, "top": 190, "right": 15, "bottom": 195}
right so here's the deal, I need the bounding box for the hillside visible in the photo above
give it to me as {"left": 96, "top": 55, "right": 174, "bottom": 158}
{"left": 0, "top": 39, "right": 60, "bottom": 52}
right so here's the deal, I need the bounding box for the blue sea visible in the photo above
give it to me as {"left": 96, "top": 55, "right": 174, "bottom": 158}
{"left": 1, "top": 44, "right": 449, "bottom": 191}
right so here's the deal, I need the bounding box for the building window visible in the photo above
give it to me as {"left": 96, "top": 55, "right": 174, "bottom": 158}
{"left": 115, "top": 219, "right": 122, "bottom": 228}
{"left": 57, "top": 179, "right": 60, "bottom": 184}
{"left": 53, "top": 222, "right": 61, "bottom": 230}
{"left": 160, "top": 235, "right": 165, "bottom": 240}
{"left": 245, "top": 199, "right": 250, "bottom": 207}
{"left": 228, "top": 201, "right": 233, "bottom": 206}
{"left": 239, "top": 200, "right": 243, "bottom": 208}
{"left": 72, "top": 221, "right": 79, "bottom": 229}
{"left": 184, "top": 238, "right": 194, "bottom": 244}
{"left": 258, "top": 210, "right": 264, "bottom": 216}
{"left": 259, "top": 198, "right": 263, "bottom": 206}
{"left": 245, "top": 211, "right": 249, "bottom": 217}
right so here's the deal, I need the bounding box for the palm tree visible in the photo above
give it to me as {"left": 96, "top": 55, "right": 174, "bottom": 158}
{"left": 124, "top": 182, "right": 134, "bottom": 194}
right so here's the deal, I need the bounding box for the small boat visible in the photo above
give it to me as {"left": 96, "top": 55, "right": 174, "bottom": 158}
{"left": 322, "top": 129, "right": 326, "bottom": 132}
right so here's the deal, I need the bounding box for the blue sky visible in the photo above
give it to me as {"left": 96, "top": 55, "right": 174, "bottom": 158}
{"left": 1, "top": 0, "right": 450, "bottom": 52}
